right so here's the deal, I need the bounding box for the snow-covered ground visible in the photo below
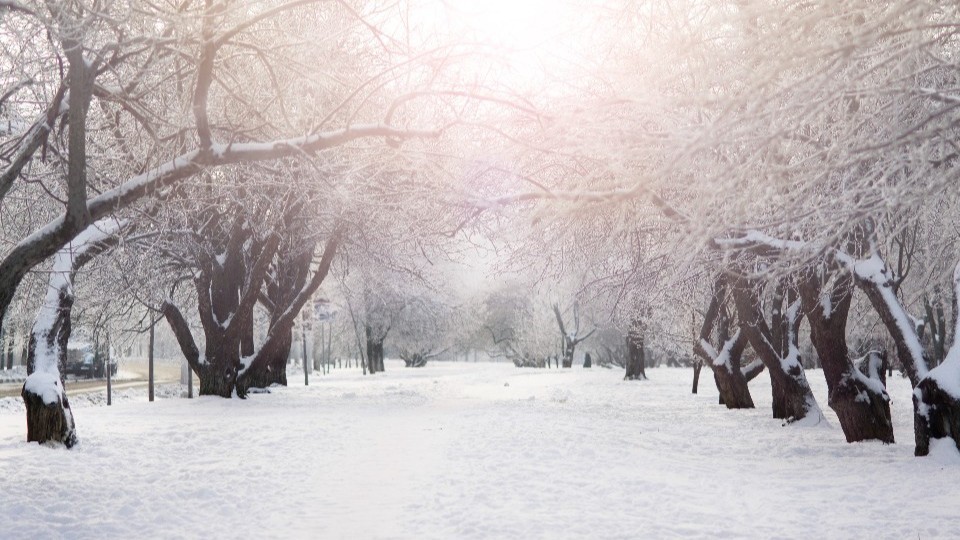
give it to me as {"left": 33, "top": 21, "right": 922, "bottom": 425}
{"left": 1, "top": 361, "right": 957, "bottom": 539}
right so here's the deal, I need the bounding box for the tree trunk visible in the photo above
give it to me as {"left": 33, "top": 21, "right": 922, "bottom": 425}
{"left": 731, "top": 278, "right": 822, "bottom": 422}
{"left": 624, "top": 329, "right": 647, "bottom": 380}
{"left": 366, "top": 326, "right": 385, "bottom": 374}
{"left": 22, "top": 288, "right": 77, "bottom": 448}
{"left": 237, "top": 327, "right": 291, "bottom": 393}
{"left": 692, "top": 361, "right": 703, "bottom": 393}
{"left": 22, "top": 218, "right": 121, "bottom": 447}
{"left": 561, "top": 338, "right": 574, "bottom": 368}
{"left": 403, "top": 353, "right": 428, "bottom": 368}
{"left": 3, "top": 332, "right": 11, "bottom": 370}
{"left": 708, "top": 345, "right": 755, "bottom": 408}
{"left": 196, "top": 345, "right": 239, "bottom": 398}
{"left": 801, "top": 273, "right": 893, "bottom": 443}
{"left": 693, "top": 278, "right": 754, "bottom": 408}
{"left": 913, "top": 376, "right": 960, "bottom": 456}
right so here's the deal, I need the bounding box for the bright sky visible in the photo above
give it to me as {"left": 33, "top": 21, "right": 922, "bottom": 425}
{"left": 408, "top": 0, "right": 601, "bottom": 91}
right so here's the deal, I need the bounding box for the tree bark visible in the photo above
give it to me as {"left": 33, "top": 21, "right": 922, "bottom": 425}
{"left": 22, "top": 219, "right": 121, "bottom": 447}
{"left": 624, "top": 325, "right": 647, "bottom": 380}
{"left": 22, "top": 287, "right": 77, "bottom": 448}
{"left": 692, "top": 361, "right": 703, "bottom": 393}
{"left": 693, "top": 277, "right": 755, "bottom": 408}
{"left": 731, "top": 278, "right": 822, "bottom": 423}
{"left": 238, "top": 328, "right": 291, "bottom": 392}
{"left": 800, "top": 272, "right": 893, "bottom": 443}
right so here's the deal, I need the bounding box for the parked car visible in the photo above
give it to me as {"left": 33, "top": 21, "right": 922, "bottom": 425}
{"left": 64, "top": 342, "right": 117, "bottom": 379}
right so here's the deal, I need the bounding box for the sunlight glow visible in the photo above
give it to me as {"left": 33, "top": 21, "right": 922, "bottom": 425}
{"left": 415, "top": 0, "right": 592, "bottom": 90}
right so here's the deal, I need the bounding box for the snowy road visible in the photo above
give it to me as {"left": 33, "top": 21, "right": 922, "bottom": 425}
{"left": 1, "top": 361, "right": 958, "bottom": 539}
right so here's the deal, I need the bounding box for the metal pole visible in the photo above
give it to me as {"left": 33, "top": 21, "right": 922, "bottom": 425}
{"left": 327, "top": 321, "right": 332, "bottom": 374}
{"left": 148, "top": 320, "right": 155, "bottom": 402}
{"left": 106, "top": 337, "right": 112, "bottom": 406}
{"left": 302, "top": 322, "right": 309, "bottom": 386}
{"left": 187, "top": 364, "right": 193, "bottom": 398}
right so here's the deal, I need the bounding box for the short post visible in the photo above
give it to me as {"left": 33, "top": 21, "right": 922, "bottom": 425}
{"left": 148, "top": 320, "right": 155, "bottom": 402}
{"left": 187, "top": 366, "right": 193, "bottom": 398}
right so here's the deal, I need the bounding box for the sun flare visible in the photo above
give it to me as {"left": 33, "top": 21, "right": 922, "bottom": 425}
{"left": 412, "top": 0, "right": 593, "bottom": 88}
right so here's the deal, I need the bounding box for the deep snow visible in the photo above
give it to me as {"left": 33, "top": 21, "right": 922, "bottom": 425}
{"left": 1, "top": 361, "right": 958, "bottom": 539}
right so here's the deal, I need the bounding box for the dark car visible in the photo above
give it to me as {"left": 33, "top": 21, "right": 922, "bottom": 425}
{"left": 64, "top": 345, "right": 117, "bottom": 379}
{"left": 64, "top": 352, "right": 93, "bottom": 377}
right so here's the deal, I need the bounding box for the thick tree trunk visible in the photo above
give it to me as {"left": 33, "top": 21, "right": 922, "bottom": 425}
{"left": 624, "top": 329, "right": 647, "bottom": 380}
{"left": 366, "top": 327, "right": 385, "bottom": 374}
{"left": 22, "top": 219, "right": 120, "bottom": 447}
{"left": 197, "top": 343, "right": 239, "bottom": 398}
{"left": 22, "top": 289, "right": 77, "bottom": 448}
{"left": 708, "top": 342, "right": 755, "bottom": 408}
{"left": 164, "top": 301, "right": 238, "bottom": 398}
{"left": 237, "top": 328, "right": 291, "bottom": 392}
{"left": 801, "top": 273, "right": 893, "bottom": 443}
{"left": 732, "top": 278, "right": 822, "bottom": 423}
{"left": 913, "top": 375, "right": 960, "bottom": 456}
{"left": 693, "top": 278, "right": 754, "bottom": 408}
{"left": 22, "top": 381, "right": 76, "bottom": 448}
{"left": 561, "top": 339, "right": 574, "bottom": 368}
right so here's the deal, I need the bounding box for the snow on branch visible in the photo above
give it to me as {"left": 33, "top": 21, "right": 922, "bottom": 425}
{"left": 474, "top": 184, "right": 689, "bottom": 223}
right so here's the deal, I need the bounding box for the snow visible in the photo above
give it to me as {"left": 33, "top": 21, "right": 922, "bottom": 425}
{"left": 819, "top": 291, "right": 832, "bottom": 318}
{"left": 1, "top": 362, "right": 958, "bottom": 539}
{"left": 22, "top": 372, "right": 63, "bottom": 405}
{"left": 926, "top": 352, "right": 960, "bottom": 401}
{"left": 928, "top": 438, "right": 960, "bottom": 465}
{"left": 714, "top": 230, "right": 806, "bottom": 251}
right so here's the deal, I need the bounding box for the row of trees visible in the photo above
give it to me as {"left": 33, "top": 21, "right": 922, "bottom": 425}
{"left": 470, "top": 1, "right": 960, "bottom": 457}
{"left": 6, "top": 0, "right": 960, "bottom": 461}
